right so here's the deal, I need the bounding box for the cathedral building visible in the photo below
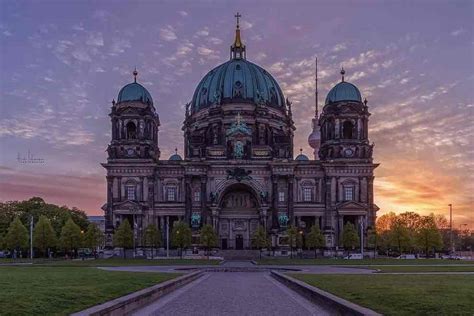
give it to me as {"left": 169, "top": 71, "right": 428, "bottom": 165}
{"left": 102, "top": 15, "right": 379, "bottom": 250}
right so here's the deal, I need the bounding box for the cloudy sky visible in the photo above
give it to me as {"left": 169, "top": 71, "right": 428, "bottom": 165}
{"left": 0, "top": 0, "right": 472, "bottom": 227}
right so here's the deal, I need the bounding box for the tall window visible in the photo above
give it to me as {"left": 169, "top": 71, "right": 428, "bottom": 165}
{"left": 167, "top": 187, "right": 177, "bottom": 201}
{"left": 344, "top": 186, "right": 354, "bottom": 201}
{"left": 194, "top": 191, "right": 201, "bottom": 202}
{"left": 303, "top": 187, "right": 312, "bottom": 202}
{"left": 126, "top": 121, "right": 137, "bottom": 139}
{"left": 126, "top": 185, "right": 136, "bottom": 200}
{"left": 278, "top": 191, "right": 285, "bottom": 202}
{"left": 343, "top": 121, "right": 354, "bottom": 139}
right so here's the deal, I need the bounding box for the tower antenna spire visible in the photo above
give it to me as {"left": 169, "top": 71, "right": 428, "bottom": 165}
{"left": 315, "top": 57, "right": 318, "bottom": 118}
{"left": 133, "top": 67, "right": 138, "bottom": 83}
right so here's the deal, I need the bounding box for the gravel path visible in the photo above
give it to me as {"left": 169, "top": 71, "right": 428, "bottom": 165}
{"left": 132, "top": 272, "right": 334, "bottom": 316}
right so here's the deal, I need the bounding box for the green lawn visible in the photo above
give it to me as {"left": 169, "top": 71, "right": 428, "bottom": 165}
{"left": 290, "top": 273, "right": 474, "bottom": 315}
{"left": 0, "top": 258, "right": 221, "bottom": 266}
{"left": 0, "top": 266, "right": 181, "bottom": 316}
{"left": 369, "top": 265, "right": 474, "bottom": 273}
{"left": 256, "top": 258, "right": 474, "bottom": 265}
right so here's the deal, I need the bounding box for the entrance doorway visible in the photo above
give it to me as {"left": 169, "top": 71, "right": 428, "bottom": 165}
{"left": 222, "top": 239, "right": 228, "bottom": 250}
{"left": 235, "top": 234, "right": 244, "bottom": 250}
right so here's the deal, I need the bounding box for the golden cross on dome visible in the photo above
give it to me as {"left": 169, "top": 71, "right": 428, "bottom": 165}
{"left": 235, "top": 12, "right": 241, "bottom": 28}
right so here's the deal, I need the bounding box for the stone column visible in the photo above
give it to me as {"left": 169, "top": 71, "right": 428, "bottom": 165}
{"left": 184, "top": 176, "right": 192, "bottom": 225}
{"left": 106, "top": 176, "right": 114, "bottom": 231}
{"left": 367, "top": 176, "right": 375, "bottom": 227}
{"left": 117, "top": 177, "right": 122, "bottom": 201}
{"left": 271, "top": 175, "right": 279, "bottom": 229}
{"left": 147, "top": 176, "right": 154, "bottom": 209}
{"left": 288, "top": 176, "right": 294, "bottom": 225}
{"left": 140, "top": 177, "right": 144, "bottom": 202}
{"left": 200, "top": 176, "right": 208, "bottom": 224}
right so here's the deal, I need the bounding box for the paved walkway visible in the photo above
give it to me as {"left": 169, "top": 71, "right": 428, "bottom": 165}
{"left": 99, "top": 260, "right": 376, "bottom": 274}
{"left": 132, "top": 272, "right": 334, "bottom": 316}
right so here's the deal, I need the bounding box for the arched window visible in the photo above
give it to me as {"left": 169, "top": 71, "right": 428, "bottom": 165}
{"left": 126, "top": 184, "right": 136, "bottom": 200}
{"left": 126, "top": 122, "right": 137, "bottom": 139}
{"left": 343, "top": 121, "right": 354, "bottom": 139}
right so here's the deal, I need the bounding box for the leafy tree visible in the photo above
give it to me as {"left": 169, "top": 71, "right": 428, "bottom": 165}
{"left": 306, "top": 225, "right": 325, "bottom": 258}
{"left": 252, "top": 225, "right": 269, "bottom": 259}
{"left": 389, "top": 218, "right": 411, "bottom": 253}
{"left": 83, "top": 223, "right": 104, "bottom": 255}
{"left": 5, "top": 217, "right": 29, "bottom": 257}
{"left": 33, "top": 215, "right": 57, "bottom": 257}
{"left": 342, "top": 222, "right": 360, "bottom": 254}
{"left": 143, "top": 224, "right": 161, "bottom": 258}
{"left": 286, "top": 226, "right": 302, "bottom": 258}
{"left": 200, "top": 224, "right": 218, "bottom": 257}
{"left": 59, "top": 218, "right": 83, "bottom": 258}
{"left": 171, "top": 221, "right": 192, "bottom": 258}
{"left": 113, "top": 219, "right": 134, "bottom": 258}
{"left": 416, "top": 215, "right": 443, "bottom": 255}
{"left": 367, "top": 227, "right": 378, "bottom": 258}
{"left": 0, "top": 197, "right": 89, "bottom": 237}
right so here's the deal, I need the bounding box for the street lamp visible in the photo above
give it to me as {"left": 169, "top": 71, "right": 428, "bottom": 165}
{"left": 449, "top": 204, "right": 454, "bottom": 254}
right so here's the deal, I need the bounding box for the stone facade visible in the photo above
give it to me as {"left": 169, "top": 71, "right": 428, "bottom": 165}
{"left": 102, "top": 19, "right": 378, "bottom": 250}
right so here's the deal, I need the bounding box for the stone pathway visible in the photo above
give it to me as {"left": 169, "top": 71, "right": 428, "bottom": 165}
{"left": 132, "top": 272, "right": 334, "bottom": 316}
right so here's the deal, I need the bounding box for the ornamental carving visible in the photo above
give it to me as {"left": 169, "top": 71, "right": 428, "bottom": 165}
{"left": 226, "top": 167, "right": 252, "bottom": 182}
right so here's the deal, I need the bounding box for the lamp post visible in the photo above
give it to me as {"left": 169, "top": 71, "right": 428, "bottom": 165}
{"left": 449, "top": 204, "right": 453, "bottom": 254}
{"left": 29, "top": 215, "right": 34, "bottom": 260}
{"left": 166, "top": 216, "right": 169, "bottom": 257}
{"left": 360, "top": 220, "right": 364, "bottom": 258}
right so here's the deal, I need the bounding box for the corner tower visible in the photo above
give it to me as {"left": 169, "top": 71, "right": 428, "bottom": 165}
{"left": 102, "top": 70, "right": 160, "bottom": 244}
{"left": 319, "top": 68, "right": 373, "bottom": 162}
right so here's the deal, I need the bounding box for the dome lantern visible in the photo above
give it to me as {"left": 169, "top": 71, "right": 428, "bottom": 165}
{"left": 230, "top": 12, "right": 246, "bottom": 60}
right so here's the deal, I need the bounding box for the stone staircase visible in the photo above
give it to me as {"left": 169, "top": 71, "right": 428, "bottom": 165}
{"left": 216, "top": 249, "right": 261, "bottom": 260}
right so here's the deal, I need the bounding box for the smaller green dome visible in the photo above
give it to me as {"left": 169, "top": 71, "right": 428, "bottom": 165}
{"left": 325, "top": 81, "right": 362, "bottom": 105}
{"left": 295, "top": 153, "right": 309, "bottom": 161}
{"left": 325, "top": 82, "right": 362, "bottom": 105}
{"left": 117, "top": 82, "right": 153, "bottom": 105}
{"left": 169, "top": 153, "right": 183, "bottom": 161}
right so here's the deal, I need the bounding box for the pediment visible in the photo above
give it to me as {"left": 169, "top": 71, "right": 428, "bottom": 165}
{"left": 114, "top": 200, "right": 143, "bottom": 211}
{"left": 336, "top": 201, "right": 366, "bottom": 210}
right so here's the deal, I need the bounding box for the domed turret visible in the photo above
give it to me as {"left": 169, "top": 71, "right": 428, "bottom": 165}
{"left": 325, "top": 68, "right": 362, "bottom": 105}
{"left": 169, "top": 148, "right": 183, "bottom": 161}
{"left": 295, "top": 149, "right": 309, "bottom": 161}
{"left": 117, "top": 69, "right": 153, "bottom": 105}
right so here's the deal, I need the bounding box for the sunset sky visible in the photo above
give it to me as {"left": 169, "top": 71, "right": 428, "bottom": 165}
{"left": 0, "top": 1, "right": 472, "bottom": 228}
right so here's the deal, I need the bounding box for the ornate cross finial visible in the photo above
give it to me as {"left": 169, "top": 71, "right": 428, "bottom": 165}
{"left": 235, "top": 12, "right": 241, "bottom": 28}
{"left": 133, "top": 67, "right": 138, "bottom": 83}
{"left": 340, "top": 66, "right": 345, "bottom": 82}
{"left": 175, "top": 147, "right": 178, "bottom": 154}
{"left": 300, "top": 148, "right": 303, "bottom": 155}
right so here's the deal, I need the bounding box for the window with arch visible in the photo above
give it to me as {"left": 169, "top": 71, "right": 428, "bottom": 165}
{"left": 126, "top": 184, "right": 136, "bottom": 201}
{"left": 300, "top": 181, "right": 314, "bottom": 202}
{"left": 343, "top": 121, "right": 354, "bottom": 139}
{"left": 166, "top": 186, "right": 177, "bottom": 202}
{"left": 343, "top": 185, "right": 355, "bottom": 201}
{"left": 126, "top": 121, "right": 137, "bottom": 139}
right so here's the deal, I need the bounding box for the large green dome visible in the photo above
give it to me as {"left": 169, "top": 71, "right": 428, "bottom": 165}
{"left": 191, "top": 59, "right": 285, "bottom": 113}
